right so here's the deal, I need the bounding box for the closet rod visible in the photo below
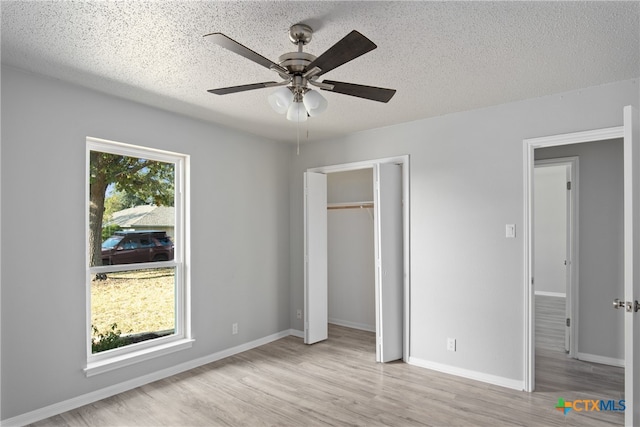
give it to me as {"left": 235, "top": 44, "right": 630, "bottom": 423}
{"left": 327, "top": 202, "right": 374, "bottom": 210}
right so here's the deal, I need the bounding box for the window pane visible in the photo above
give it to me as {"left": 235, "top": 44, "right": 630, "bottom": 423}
{"left": 89, "top": 151, "right": 175, "bottom": 267}
{"left": 91, "top": 267, "right": 176, "bottom": 353}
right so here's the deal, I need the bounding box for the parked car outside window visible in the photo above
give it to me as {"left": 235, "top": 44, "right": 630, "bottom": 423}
{"left": 101, "top": 230, "right": 174, "bottom": 265}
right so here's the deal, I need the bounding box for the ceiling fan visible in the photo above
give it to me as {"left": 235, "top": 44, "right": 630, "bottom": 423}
{"left": 204, "top": 24, "right": 396, "bottom": 122}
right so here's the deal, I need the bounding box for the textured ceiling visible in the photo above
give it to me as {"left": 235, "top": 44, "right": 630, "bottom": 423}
{"left": 2, "top": 1, "right": 639, "bottom": 143}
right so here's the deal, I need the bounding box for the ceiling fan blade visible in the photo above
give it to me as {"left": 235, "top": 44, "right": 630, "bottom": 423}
{"left": 208, "top": 82, "right": 278, "bottom": 95}
{"left": 321, "top": 80, "right": 396, "bottom": 103}
{"left": 204, "top": 32, "right": 287, "bottom": 74}
{"left": 306, "top": 31, "right": 377, "bottom": 77}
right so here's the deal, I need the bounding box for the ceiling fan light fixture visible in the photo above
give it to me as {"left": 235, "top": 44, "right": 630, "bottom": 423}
{"left": 267, "top": 87, "right": 293, "bottom": 114}
{"left": 303, "top": 89, "right": 328, "bottom": 117}
{"left": 206, "top": 24, "right": 396, "bottom": 125}
{"left": 286, "top": 100, "right": 308, "bottom": 122}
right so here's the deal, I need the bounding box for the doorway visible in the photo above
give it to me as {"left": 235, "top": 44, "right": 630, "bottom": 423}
{"left": 530, "top": 139, "right": 626, "bottom": 425}
{"left": 523, "top": 108, "right": 640, "bottom": 426}
{"left": 534, "top": 158, "right": 576, "bottom": 355}
{"left": 304, "top": 155, "right": 410, "bottom": 363}
{"left": 533, "top": 139, "right": 624, "bottom": 370}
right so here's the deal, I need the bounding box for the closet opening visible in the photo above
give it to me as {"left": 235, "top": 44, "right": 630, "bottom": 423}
{"left": 327, "top": 169, "right": 376, "bottom": 334}
{"left": 304, "top": 155, "right": 410, "bottom": 363}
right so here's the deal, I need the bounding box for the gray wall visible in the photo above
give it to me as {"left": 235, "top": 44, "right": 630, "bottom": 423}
{"left": 289, "top": 78, "right": 638, "bottom": 384}
{"left": 2, "top": 63, "right": 638, "bottom": 420}
{"left": 327, "top": 168, "right": 374, "bottom": 204}
{"left": 327, "top": 170, "right": 375, "bottom": 331}
{"left": 534, "top": 165, "right": 568, "bottom": 295}
{"left": 0, "top": 66, "right": 291, "bottom": 420}
{"left": 536, "top": 140, "right": 624, "bottom": 361}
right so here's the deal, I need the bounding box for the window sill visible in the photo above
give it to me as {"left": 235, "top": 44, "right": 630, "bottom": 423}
{"left": 84, "top": 338, "right": 194, "bottom": 377}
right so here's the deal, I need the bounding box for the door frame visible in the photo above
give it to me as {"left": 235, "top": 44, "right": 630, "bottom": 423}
{"left": 307, "top": 154, "right": 411, "bottom": 360}
{"left": 533, "top": 157, "right": 578, "bottom": 356}
{"left": 623, "top": 105, "right": 639, "bottom": 425}
{"left": 523, "top": 126, "right": 624, "bottom": 392}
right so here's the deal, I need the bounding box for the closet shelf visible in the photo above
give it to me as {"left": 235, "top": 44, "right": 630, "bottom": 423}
{"left": 327, "top": 201, "right": 374, "bottom": 210}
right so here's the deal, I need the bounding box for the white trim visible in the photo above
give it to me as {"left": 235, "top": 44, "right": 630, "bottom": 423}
{"left": 307, "top": 155, "right": 408, "bottom": 174}
{"left": 2, "top": 330, "right": 294, "bottom": 427}
{"left": 408, "top": 357, "right": 524, "bottom": 391}
{"left": 523, "top": 125, "right": 624, "bottom": 392}
{"left": 307, "top": 155, "right": 411, "bottom": 362}
{"left": 0, "top": 94, "right": 3, "bottom": 426}
{"left": 524, "top": 126, "right": 624, "bottom": 147}
{"left": 85, "top": 138, "right": 191, "bottom": 369}
{"left": 577, "top": 352, "right": 625, "bottom": 368}
{"left": 623, "top": 105, "right": 639, "bottom": 427}
{"left": 89, "top": 260, "right": 177, "bottom": 274}
{"left": 86, "top": 136, "right": 186, "bottom": 163}
{"left": 288, "top": 329, "right": 305, "bottom": 339}
{"left": 534, "top": 291, "right": 566, "bottom": 298}
{"left": 328, "top": 319, "right": 376, "bottom": 333}
{"left": 84, "top": 338, "right": 194, "bottom": 377}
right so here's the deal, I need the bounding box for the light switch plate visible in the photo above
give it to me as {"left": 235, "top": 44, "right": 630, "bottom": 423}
{"left": 506, "top": 224, "right": 516, "bottom": 238}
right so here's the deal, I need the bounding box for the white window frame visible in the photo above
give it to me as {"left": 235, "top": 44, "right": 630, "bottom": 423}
{"left": 84, "top": 137, "right": 192, "bottom": 377}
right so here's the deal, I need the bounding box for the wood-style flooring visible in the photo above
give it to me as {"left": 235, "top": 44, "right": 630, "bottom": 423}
{"left": 31, "top": 300, "right": 624, "bottom": 426}
{"left": 535, "top": 295, "right": 624, "bottom": 425}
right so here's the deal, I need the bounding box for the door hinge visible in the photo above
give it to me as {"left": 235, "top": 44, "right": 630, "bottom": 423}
{"left": 567, "top": 181, "right": 572, "bottom": 190}
{"left": 566, "top": 318, "right": 570, "bottom": 327}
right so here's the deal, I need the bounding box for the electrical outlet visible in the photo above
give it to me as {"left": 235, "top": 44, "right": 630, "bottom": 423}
{"left": 447, "top": 337, "right": 456, "bottom": 352}
{"left": 232, "top": 323, "right": 238, "bottom": 335}
{"left": 296, "top": 309, "right": 302, "bottom": 319}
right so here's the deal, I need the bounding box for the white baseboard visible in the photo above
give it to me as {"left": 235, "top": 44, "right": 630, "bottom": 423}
{"left": 534, "top": 291, "right": 566, "bottom": 298}
{"left": 328, "top": 318, "right": 375, "bottom": 333}
{"left": 288, "top": 329, "right": 304, "bottom": 339}
{"left": 1, "top": 329, "right": 296, "bottom": 427}
{"left": 408, "top": 357, "right": 524, "bottom": 391}
{"left": 577, "top": 352, "right": 624, "bottom": 368}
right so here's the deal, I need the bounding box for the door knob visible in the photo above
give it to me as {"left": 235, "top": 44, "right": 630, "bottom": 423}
{"left": 613, "top": 298, "right": 640, "bottom": 312}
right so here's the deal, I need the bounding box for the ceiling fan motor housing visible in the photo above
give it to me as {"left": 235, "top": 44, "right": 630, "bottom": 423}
{"left": 278, "top": 52, "right": 316, "bottom": 74}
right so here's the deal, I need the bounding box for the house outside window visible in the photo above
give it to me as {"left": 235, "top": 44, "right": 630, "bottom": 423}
{"left": 85, "top": 137, "right": 191, "bottom": 376}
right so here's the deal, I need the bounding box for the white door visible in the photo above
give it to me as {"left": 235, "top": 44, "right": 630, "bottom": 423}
{"left": 563, "top": 164, "right": 573, "bottom": 354}
{"left": 374, "top": 163, "right": 403, "bottom": 362}
{"left": 623, "top": 105, "right": 640, "bottom": 426}
{"left": 304, "top": 172, "right": 328, "bottom": 344}
{"left": 534, "top": 164, "right": 570, "bottom": 351}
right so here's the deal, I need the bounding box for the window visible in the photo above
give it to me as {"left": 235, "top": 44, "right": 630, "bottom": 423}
{"left": 86, "top": 137, "right": 191, "bottom": 376}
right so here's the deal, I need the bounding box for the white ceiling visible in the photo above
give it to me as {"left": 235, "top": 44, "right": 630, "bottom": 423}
{"left": 2, "top": 1, "right": 639, "bottom": 143}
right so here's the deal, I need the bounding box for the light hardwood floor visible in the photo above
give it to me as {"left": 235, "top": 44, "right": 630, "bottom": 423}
{"left": 31, "top": 305, "right": 624, "bottom": 426}
{"left": 535, "top": 295, "right": 624, "bottom": 425}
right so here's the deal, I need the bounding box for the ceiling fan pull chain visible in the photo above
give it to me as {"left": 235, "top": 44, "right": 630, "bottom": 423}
{"left": 296, "top": 114, "right": 300, "bottom": 156}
